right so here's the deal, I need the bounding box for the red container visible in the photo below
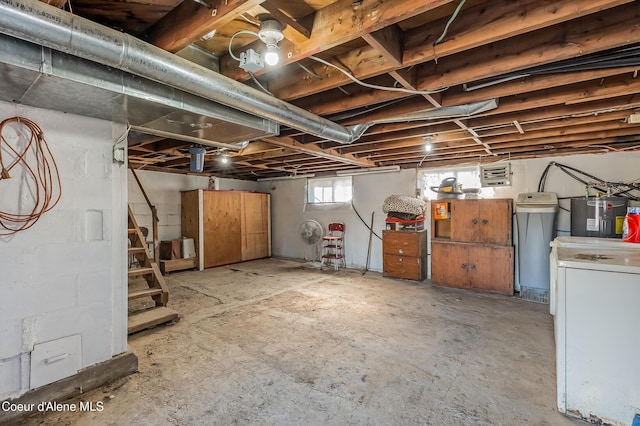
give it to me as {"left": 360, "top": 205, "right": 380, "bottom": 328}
{"left": 622, "top": 209, "right": 640, "bottom": 243}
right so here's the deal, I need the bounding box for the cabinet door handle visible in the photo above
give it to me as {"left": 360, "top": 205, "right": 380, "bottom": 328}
{"left": 470, "top": 264, "right": 476, "bottom": 270}
{"left": 482, "top": 219, "right": 489, "bottom": 225}
{"left": 398, "top": 258, "right": 403, "bottom": 262}
{"left": 461, "top": 263, "right": 467, "bottom": 269}
{"left": 398, "top": 248, "right": 404, "bottom": 254}
{"left": 471, "top": 218, "right": 478, "bottom": 225}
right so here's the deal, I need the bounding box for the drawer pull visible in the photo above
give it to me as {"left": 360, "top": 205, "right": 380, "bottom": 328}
{"left": 471, "top": 218, "right": 478, "bottom": 225}
{"left": 482, "top": 219, "right": 489, "bottom": 225}
{"left": 45, "top": 353, "right": 69, "bottom": 365}
{"left": 398, "top": 258, "right": 403, "bottom": 262}
{"left": 398, "top": 248, "right": 404, "bottom": 254}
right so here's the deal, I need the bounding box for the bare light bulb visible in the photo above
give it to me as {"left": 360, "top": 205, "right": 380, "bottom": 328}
{"left": 424, "top": 143, "right": 433, "bottom": 152}
{"left": 264, "top": 45, "right": 280, "bottom": 66}
{"left": 258, "top": 20, "right": 284, "bottom": 67}
{"left": 220, "top": 156, "right": 229, "bottom": 164}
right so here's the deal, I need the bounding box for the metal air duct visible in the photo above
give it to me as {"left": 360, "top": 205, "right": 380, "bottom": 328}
{"left": 0, "top": 0, "right": 359, "bottom": 144}
{"left": 0, "top": 0, "right": 499, "bottom": 145}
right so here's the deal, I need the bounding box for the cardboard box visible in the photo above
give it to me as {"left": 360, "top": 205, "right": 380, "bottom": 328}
{"left": 433, "top": 202, "right": 450, "bottom": 220}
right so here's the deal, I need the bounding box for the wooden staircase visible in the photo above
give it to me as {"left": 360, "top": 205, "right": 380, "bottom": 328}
{"left": 127, "top": 206, "right": 178, "bottom": 334}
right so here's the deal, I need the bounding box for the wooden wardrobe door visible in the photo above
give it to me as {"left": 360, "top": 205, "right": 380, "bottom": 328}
{"left": 203, "top": 191, "right": 242, "bottom": 267}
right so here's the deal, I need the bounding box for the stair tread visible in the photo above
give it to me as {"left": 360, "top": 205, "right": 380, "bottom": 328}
{"left": 128, "top": 267, "right": 154, "bottom": 276}
{"left": 128, "top": 247, "right": 147, "bottom": 253}
{"left": 128, "top": 307, "right": 178, "bottom": 334}
{"left": 128, "top": 288, "right": 163, "bottom": 300}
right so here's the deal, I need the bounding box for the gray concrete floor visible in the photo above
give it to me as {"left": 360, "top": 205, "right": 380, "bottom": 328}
{"left": 20, "top": 258, "right": 581, "bottom": 425}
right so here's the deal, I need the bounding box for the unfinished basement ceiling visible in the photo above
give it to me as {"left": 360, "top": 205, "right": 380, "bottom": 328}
{"left": 4, "top": 0, "right": 640, "bottom": 179}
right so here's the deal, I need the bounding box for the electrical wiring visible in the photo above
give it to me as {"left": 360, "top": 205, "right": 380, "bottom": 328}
{"left": 351, "top": 200, "right": 382, "bottom": 241}
{"left": 308, "top": 56, "right": 449, "bottom": 95}
{"left": 0, "top": 117, "right": 62, "bottom": 235}
{"left": 296, "top": 62, "right": 323, "bottom": 80}
{"left": 228, "top": 30, "right": 260, "bottom": 62}
{"left": 248, "top": 72, "right": 273, "bottom": 95}
{"left": 433, "top": 0, "right": 467, "bottom": 46}
{"left": 537, "top": 161, "right": 640, "bottom": 201}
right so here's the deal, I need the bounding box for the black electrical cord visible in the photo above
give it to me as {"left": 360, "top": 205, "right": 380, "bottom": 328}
{"left": 351, "top": 200, "right": 382, "bottom": 241}
{"left": 537, "top": 161, "right": 640, "bottom": 201}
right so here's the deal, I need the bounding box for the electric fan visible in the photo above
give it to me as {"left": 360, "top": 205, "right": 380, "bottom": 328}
{"left": 298, "top": 220, "right": 324, "bottom": 266}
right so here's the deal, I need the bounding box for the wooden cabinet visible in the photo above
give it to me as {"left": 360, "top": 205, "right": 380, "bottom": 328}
{"left": 382, "top": 230, "right": 428, "bottom": 281}
{"left": 181, "top": 190, "right": 271, "bottom": 269}
{"left": 449, "top": 199, "right": 512, "bottom": 245}
{"left": 431, "top": 199, "right": 514, "bottom": 295}
{"left": 431, "top": 241, "right": 514, "bottom": 294}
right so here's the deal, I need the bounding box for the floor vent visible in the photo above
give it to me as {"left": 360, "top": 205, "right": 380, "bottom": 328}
{"left": 519, "top": 287, "right": 549, "bottom": 304}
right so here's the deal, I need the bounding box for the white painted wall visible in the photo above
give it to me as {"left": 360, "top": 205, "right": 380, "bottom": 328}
{"left": 258, "top": 151, "right": 640, "bottom": 274}
{"left": 257, "top": 169, "right": 421, "bottom": 271}
{"left": 0, "top": 101, "right": 127, "bottom": 400}
{"left": 493, "top": 152, "right": 640, "bottom": 235}
{"left": 128, "top": 170, "right": 259, "bottom": 241}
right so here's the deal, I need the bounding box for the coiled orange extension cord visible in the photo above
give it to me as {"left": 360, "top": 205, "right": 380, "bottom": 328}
{"left": 0, "top": 117, "right": 62, "bottom": 236}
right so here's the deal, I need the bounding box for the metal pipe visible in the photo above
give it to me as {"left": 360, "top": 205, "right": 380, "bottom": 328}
{"left": 0, "top": 0, "right": 359, "bottom": 144}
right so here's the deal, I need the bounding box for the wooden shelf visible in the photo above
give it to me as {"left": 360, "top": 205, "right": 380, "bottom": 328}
{"left": 160, "top": 257, "right": 198, "bottom": 274}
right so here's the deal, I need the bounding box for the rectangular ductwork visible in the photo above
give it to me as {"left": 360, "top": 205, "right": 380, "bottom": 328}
{"left": 0, "top": 34, "right": 279, "bottom": 149}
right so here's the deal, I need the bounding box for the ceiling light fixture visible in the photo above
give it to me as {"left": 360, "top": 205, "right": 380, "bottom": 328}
{"left": 336, "top": 165, "right": 400, "bottom": 176}
{"left": 230, "top": 19, "right": 284, "bottom": 73}
{"left": 258, "top": 20, "right": 284, "bottom": 66}
{"left": 256, "top": 173, "right": 315, "bottom": 181}
{"left": 424, "top": 136, "right": 433, "bottom": 152}
{"left": 220, "top": 152, "right": 230, "bottom": 164}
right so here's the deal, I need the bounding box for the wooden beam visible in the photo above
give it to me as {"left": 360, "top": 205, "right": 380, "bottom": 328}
{"left": 261, "top": 136, "right": 375, "bottom": 167}
{"left": 488, "top": 127, "right": 640, "bottom": 150}
{"left": 261, "top": 1, "right": 313, "bottom": 38}
{"left": 265, "top": 0, "right": 631, "bottom": 101}
{"left": 292, "top": 76, "right": 409, "bottom": 117}
{"left": 477, "top": 110, "right": 630, "bottom": 138}
{"left": 219, "top": 0, "right": 455, "bottom": 80}
{"left": 144, "top": 0, "right": 263, "bottom": 53}
{"left": 484, "top": 75, "right": 640, "bottom": 118}
{"left": 419, "top": 4, "right": 639, "bottom": 93}
{"left": 362, "top": 25, "right": 404, "bottom": 67}
{"left": 443, "top": 67, "right": 639, "bottom": 107}
{"left": 468, "top": 94, "right": 640, "bottom": 130}
{"left": 404, "top": 0, "right": 632, "bottom": 64}
{"left": 487, "top": 123, "right": 634, "bottom": 147}
{"left": 40, "top": 0, "right": 66, "bottom": 8}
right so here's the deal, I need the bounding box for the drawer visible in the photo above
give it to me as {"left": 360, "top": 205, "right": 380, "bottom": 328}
{"left": 383, "top": 254, "right": 425, "bottom": 281}
{"left": 382, "top": 230, "right": 426, "bottom": 257}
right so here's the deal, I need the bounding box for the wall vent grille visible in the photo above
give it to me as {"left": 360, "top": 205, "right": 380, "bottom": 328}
{"left": 480, "top": 163, "right": 511, "bottom": 187}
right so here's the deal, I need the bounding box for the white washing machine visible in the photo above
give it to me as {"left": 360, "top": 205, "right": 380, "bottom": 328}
{"left": 549, "top": 236, "right": 640, "bottom": 316}
{"left": 553, "top": 244, "right": 640, "bottom": 425}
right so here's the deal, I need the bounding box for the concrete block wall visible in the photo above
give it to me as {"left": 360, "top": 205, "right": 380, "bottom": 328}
{"left": 127, "top": 170, "right": 259, "bottom": 242}
{"left": 0, "top": 101, "right": 127, "bottom": 400}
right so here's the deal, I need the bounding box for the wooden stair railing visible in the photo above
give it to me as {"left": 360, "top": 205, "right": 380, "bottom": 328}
{"left": 127, "top": 206, "right": 178, "bottom": 334}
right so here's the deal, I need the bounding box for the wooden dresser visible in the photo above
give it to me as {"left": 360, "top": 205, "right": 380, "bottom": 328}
{"left": 430, "top": 199, "right": 514, "bottom": 295}
{"left": 382, "top": 229, "right": 428, "bottom": 281}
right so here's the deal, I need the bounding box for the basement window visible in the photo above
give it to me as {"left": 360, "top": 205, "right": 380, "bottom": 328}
{"left": 420, "top": 166, "right": 494, "bottom": 199}
{"left": 306, "top": 176, "right": 353, "bottom": 205}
